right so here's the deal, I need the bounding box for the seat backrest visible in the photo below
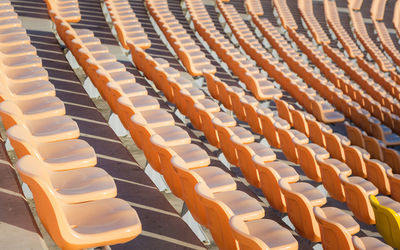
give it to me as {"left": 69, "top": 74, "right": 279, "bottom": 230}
{"left": 343, "top": 145, "right": 367, "bottom": 178}
{"left": 290, "top": 109, "right": 309, "bottom": 136}
{"left": 0, "top": 100, "right": 25, "bottom": 130}
{"left": 382, "top": 147, "right": 400, "bottom": 174}
{"left": 363, "top": 135, "right": 384, "bottom": 161}
{"left": 323, "top": 132, "right": 345, "bottom": 161}
{"left": 339, "top": 174, "right": 376, "bottom": 224}
{"left": 279, "top": 179, "right": 321, "bottom": 242}
{"left": 307, "top": 119, "right": 326, "bottom": 147}
{"left": 195, "top": 182, "right": 237, "bottom": 249}
{"left": 345, "top": 122, "right": 365, "bottom": 148}
{"left": 370, "top": 195, "right": 400, "bottom": 249}
{"left": 16, "top": 155, "right": 71, "bottom": 249}
{"left": 313, "top": 207, "right": 355, "bottom": 250}
{"left": 229, "top": 215, "right": 267, "bottom": 250}
{"left": 365, "top": 159, "right": 391, "bottom": 195}
{"left": 274, "top": 98, "right": 293, "bottom": 125}
{"left": 7, "top": 124, "right": 40, "bottom": 158}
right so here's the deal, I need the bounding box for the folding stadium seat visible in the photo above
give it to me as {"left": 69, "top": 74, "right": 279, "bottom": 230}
{"left": 150, "top": 134, "right": 210, "bottom": 198}
{"left": 0, "top": 100, "right": 79, "bottom": 142}
{"left": 213, "top": 118, "right": 254, "bottom": 165}
{"left": 130, "top": 113, "right": 190, "bottom": 167}
{"left": 276, "top": 124, "right": 309, "bottom": 163}
{"left": 279, "top": 179, "right": 326, "bottom": 242}
{"left": 370, "top": 195, "right": 400, "bottom": 249}
{"left": 289, "top": 108, "right": 315, "bottom": 137}
{"left": 382, "top": 147, "right": 400, "bottom": 174}
{"left": 229, "top": 215, "right": 298, "bottom": 250}
{"left": 7, "top": 125, "right": 97, "bottom": 170}
{"left": 339, "top": 174, "right": 379, "bottom": 224}
{"left": 172, "top": 157, "right": 236, "bottom": 226}
{"left": 314, "top": 206, "right": 390, "bottom": 250}
{"left": 257, "top": 108, "right": 286, "bottom": 148}
{"left": 188, "top": 98, "right": 220, "bottom": 130}
{"left": 370, "top": 121, "right": 400, "bottom": 146}
{"left": 345, "top": 122, "right": 365, "bottom": 148}
{"left": 307, "top": 119, "right": 331, "bottom": 147}
{"left": 295, "top": 143, "right": 330, "bottom": 182}
{"left": 232, "top": 138, "right": 276, "bottom": 187}
{"left": 254, "top": 159, "right": 299, "bottom": 212}
{"left": 19, "top": 155, "right": 116, "bottom": 203}
{"left": 274, "top": 98, "right": 293, "bottom": 125}
{"left": 322, "top": 131, "right": 350, "bottom": 162}
{"left": 177, "top": 87, "right": 206, "bottom": 117}
{"left": 343, "top": 145, "right": 370, "bottom": 178}
{"left": 365, "top": 159, "right": 393, "bottom": 195}
{"left": 364, "top": 134, "right": 385, "bottom": 161}
{"left": 17, "top": 156, "right": 141, "bottom": 250}
{"left": 317, "top": 156, "right": 352, "bottom": 202}
{"left": 195, "top": 182, "right": 265, "bottom": 250}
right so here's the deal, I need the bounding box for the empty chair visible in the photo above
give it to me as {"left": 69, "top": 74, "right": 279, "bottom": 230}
{"left": 0, "top": 100, "right": 79, "bottom": 142}
{"left": 295, "top": 143, "right": 330, "bottom": 182}
{"left": 279, "top": 179, "right": 327, "bottom": 242}
{"left": 274, "top": 98, "right": 293, "bottom": 125}
{"left": 7, "top": 124, "right": 97, "bottom": 170}
{"left": 276, "top": 124, "right": 309, "bottom": 163}
{"left": 317, "top": 156, "right": 352, "bottom": 202}
{"left": 382, "top": 147, "right": 400, "bottom": 174}
{"left": 339, "top": 173, "right": 379, "bottom": 224}
{"left": 365, "top": 159, "right": 392, "bottom": 195}
{"left": 173, "top": 157, "right": 236, "bottom": 226}
{"left": 229, "top": 215, "right": 298, "bottom": 250}
{"left": 322, "top": 131, "right": 350, "bottom": 162}
{"left": 195, "top": 182, "right": 265, "bottom": 250}
{"left": 16, "top": 156, "right": 141, "bottom": 250}
{"left": 255, "top": 159, "right": 299, "bottom": 212}
{"left": 17, "top": 155, "right": 116, "bottom": 204}
{"left": 343, "top": 145, "right": 370, "bottom": 178}
{"left": 345, "top": 121, "right": 365, "bottom": 148}
{"left": 364, "top": 134, "right": 384, "bottom": 161}
{"left": 370, "top": 195, "right": 400, "bottom": 249}
{"left": 314, "top": 206, "right": 390, "bottom": 250}
{"left": 307, "top": 119, "right": 331, "bottom": 147}
{"left": 258, "top": 109, "right": 287, "bottom": 148}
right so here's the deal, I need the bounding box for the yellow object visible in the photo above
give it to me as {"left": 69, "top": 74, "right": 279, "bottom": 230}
{"left": 370, "top": 195, "right": 400, "bottom": 249}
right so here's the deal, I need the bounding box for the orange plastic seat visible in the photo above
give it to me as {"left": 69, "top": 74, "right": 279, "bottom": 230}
{"left": 352, "top": 235, "right": 392, "bottom": 250}
{"left": 7, "top": 125, "right": 97, "bottom": 170}
{"left": 150, "top": 134, "right": 210, "bottom": 198}
{"left": 0, "top": 100, "right": 79, "bottom": 142}
{"left": 345, "top": 121, "right": 365, "bottom": 148}
{"left": 229, "top": 215, "right": 298, "bottom": 250}
{"left": 18, "top": 155, "right": 116, "bottom": 203}
{"left": 318, "top": 156, "right": 352, "bottom": 202}
{"left": 274, "top": 97, "right": 293, "bottom": 125}
{"left": 17, "top": 156, "right": 142, "bottom": 250}
{"left": 343, "top": 145, "right": 370, "bottom": 178}
{"left": 258, "top": 109, "right": 287, "bottom": 148}
{"left": 295, "top": 143, "right": 330, "bottom": 182}
{"left": 173, "top": 157, "right": 236, "bottom": 224}
{"left": 276, "top": 124, "right": 309, "bottom": 163}
{"left": 307, "top": 119, "right": 332, "bottom": 147}
{"left": 365, "top": 159, "right": 392, "bottom": 195}
{"left": 195, "top": 182, "right": 265, "bottom": 249}
{"left": 232, "top": 137, "right": 275, "bottom": 187}
{"left": 279, "top": 179, "right": 326, "bottom": 242}
{"left": 314, "top": 206, "right": 383, "bottom": 250}
{"left": 339, "top": 173, "right": 379, "bottom": 224}
{"left": 364, "top": 134, "right": 385, "bottom": 161}
{"left": 382, "top": 147, "right": 400, "bottom": 174}
{"left": 255, "top": 160, "right": 299, "bottom": 212}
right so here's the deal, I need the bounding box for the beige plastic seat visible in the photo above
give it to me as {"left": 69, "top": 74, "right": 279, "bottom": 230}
{"left": 7, "top": 125, "right": 97, "bottom": 170}
{"left": 17, "top": 155, "right": 116, "bottom": 203}
{"left": 17, "top": 156, "right": 142, "bottom": 249}
{"left": 0, "top": 100, "right": 79, "bottom": 142}
{"left": 279, "top": 179, "right": 326, "bottom": 242}
{"left": 229, "top": 215, "right": 298, "bottom": 250}
{"left": 195, "top": 182, "right": 265, "bottom": 249}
